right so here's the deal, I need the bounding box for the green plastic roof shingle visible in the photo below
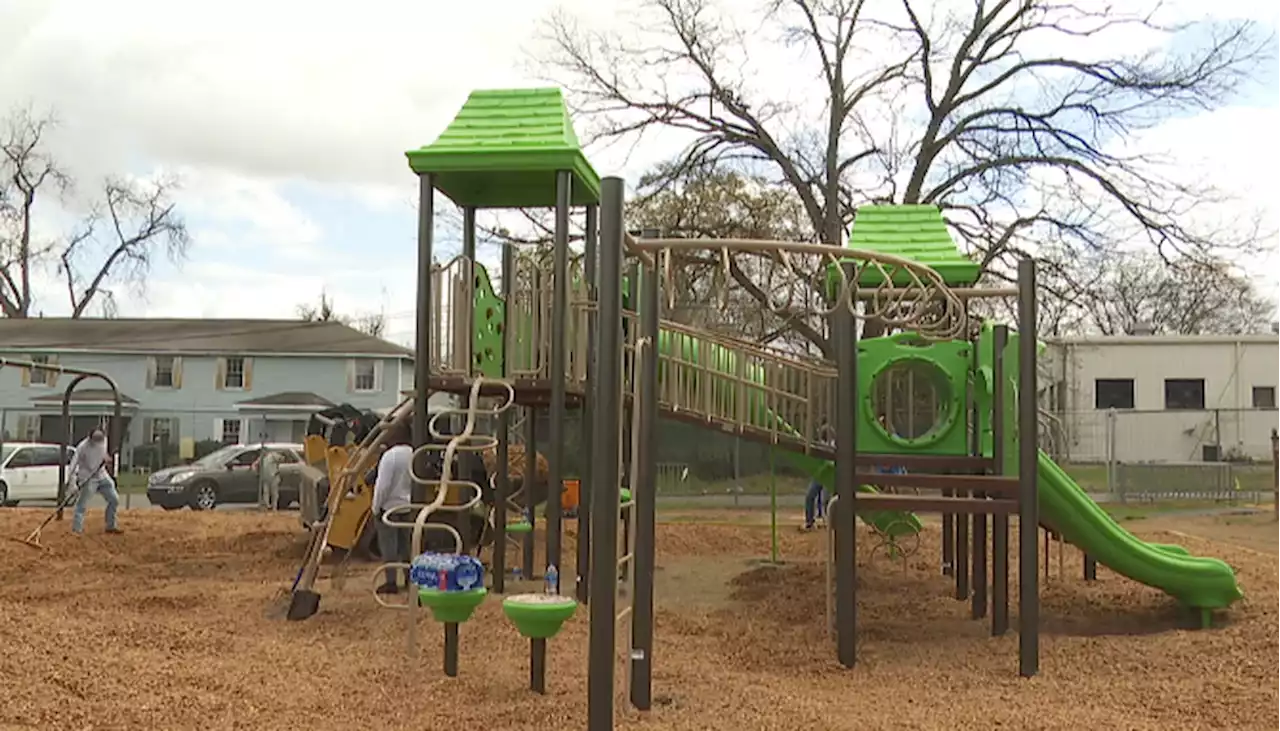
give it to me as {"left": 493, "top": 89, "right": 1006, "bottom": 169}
{"left": 829, "top": 204, "right": 980, "bottom": 288}
{"left": 405, "top": 88, "right": 601, "bottom": 208}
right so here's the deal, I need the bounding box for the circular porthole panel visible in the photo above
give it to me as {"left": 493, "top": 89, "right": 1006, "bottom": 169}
{"left": 867, "top": 358, "right": 955, "bottom": 447}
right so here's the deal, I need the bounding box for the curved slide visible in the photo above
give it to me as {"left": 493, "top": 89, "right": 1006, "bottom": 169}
{"left": 1038, "top": 450, "right": 1243, "bottom": 611}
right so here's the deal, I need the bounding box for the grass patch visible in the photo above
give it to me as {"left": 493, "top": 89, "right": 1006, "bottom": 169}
{"left": 1102, "top": 499, "right": 1257, "bottom": 521}
{"left": 115, "top": 473, "right": 149, "bottom": 494}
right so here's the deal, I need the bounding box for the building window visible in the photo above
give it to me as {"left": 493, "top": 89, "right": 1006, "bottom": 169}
{"left": 152, "top": 356, "right": 176, "bottom": 388}
{"left": 220, "top": 419, "right": 242, "bottom": 445}
{"left": 27, "top": 354, "right": 51, "bottom": 386}
{"left": 223, "top": 357, "right": 245, "bottom": 390}
{"left": 15, "top": 414, "right": 40, "bottom": 441}
{"left": 353, "top": 360, "right": 378, "bottom": 392}
{"left": 1164, "top": 379, "right": 1205, "bottom": 410}
{"left": 1094, "top": 379, "right": 1134, "bottom": 409}
{"left": 150, "top": 418, "right": 175, "bottom": 443}
{"left": 1253, "top": 386, "right": 1277, "bottom": 409}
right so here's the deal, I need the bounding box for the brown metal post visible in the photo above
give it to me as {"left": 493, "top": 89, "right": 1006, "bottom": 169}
{"left": 991, "top": 325, "right": 1009, "bottom": 636}
{"left": 1271, "top": 428, "right": 1278, "bottom": 522}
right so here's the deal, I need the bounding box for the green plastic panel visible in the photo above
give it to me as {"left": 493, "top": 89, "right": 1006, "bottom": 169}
{"left": 406, "top": 88, "right": 601, "bottom": 208}
{"left": 856, "top": 333, "right": 971, "bottom": 456}
{"left": 472, "top": 263, "right": 505, "bottom": 378}
{"left": 826, "top": 204, "right": 980, "bottom": 290}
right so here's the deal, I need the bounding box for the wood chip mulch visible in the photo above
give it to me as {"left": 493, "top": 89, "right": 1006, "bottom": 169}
{"left": 0, "top": 509, "right": 1274, "bottom": 730}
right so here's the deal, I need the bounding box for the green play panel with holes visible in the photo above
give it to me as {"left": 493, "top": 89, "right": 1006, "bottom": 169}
{"left": 472, "top": 261, "right": 506, "bottom": 378}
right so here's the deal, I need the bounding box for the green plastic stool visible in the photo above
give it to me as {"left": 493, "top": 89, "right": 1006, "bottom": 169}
{"left": 417, "top": 588, "right": 488, "bottom": 624}
{"left": 502, "top": 593, "right": 579, "bottom": 639}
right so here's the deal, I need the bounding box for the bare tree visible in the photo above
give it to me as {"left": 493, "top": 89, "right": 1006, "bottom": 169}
{"left": 1, "top": 106, "right": 189, "bottom": 318}
{"left": 627, "top": 162, "right": 828, "bottom": 350}
{"left": 297, "top": 288, "right": 388, "bottom": 338}
{"left": 1059, "top": 250, "right": 1273, "bottom": 335}
{"left": 538, "top": 0, "right": 1271, "bottom": 351}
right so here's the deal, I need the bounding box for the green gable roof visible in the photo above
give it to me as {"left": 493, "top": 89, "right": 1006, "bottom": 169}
{"left": 830, "top": 204, "right": 979, "bottom": 288}
{"left": 405, "top": 88, "right": 601, "bottom": 208}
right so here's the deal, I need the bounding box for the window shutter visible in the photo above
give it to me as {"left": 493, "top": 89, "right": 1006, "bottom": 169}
{"left": 213, "top": 418, "right": 224, "bottom": 440}
{"left": 215, "top": 358, "right": 227, "bottom": 390}
{"left": 21, "top": 365, "right": 30, "bottom": 387}
{"left": 146, "top": 358, "right": 157, "bottom": 389}
{"left": 141, "top": 417, "right": 154, "bottom": 443}
{"left": 243, "top": 359, "right": 254, "bottom": 390}
{"left": 47, "top": 355, "right": 60, "bottom": 387}
{"left": 172, "top": 357, "right": 184, "bottom": 389}
{"left": 374, "top": 360, "right": 384, "bottom": 392}
{"left": 346, "top": 360, "right": 356, "bottom": 393}
{"left": 16, "top": 414, "right": 31, "bottom": 440}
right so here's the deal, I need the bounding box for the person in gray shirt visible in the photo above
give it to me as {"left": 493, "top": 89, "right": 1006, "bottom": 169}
{"left": 70, "top": 426, "right": 122, "bottom": 535}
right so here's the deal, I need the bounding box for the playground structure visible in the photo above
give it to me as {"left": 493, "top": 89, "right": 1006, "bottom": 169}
{"left": 283, "top": 88, "right": 1244, "bottom": 730}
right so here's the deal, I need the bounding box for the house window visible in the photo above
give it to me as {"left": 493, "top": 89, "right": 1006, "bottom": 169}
{"left": 223, "top": 357, "right": 245, "bottom": 389}
{"left": 354, "top": 360, "right": 378, "bottom": 392}
{"left": 150, "top": 418, "right": 175, "bottom": 443}
{"left": 28, "top": 355, "right": 51, "bottom": 386}
{"left": 16, "top": 414, "right": 40, "bottom": 441}
{"left": 153, "top": 356, "right": 176, "bottom": 388}
{"left": 220, "top": 419, "right": 242, "bottom": 445}
{"left": 1094, "top": 379, "right": 1134, "bottom": 410}
{"left": 1252, "top": 386, "right": 1277, "bottom": 409}
{"left": 1164, "top": 379, "right": 1205, "bottom": 410}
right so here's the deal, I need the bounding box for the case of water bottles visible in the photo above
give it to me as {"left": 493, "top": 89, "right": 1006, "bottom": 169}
{"left": 410, "top": 552, "right": 486, "bottom": 592}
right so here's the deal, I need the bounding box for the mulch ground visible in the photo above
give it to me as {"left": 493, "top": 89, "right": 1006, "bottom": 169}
{"left": 0, "top": 508, "right": 1275, "bottom": 730}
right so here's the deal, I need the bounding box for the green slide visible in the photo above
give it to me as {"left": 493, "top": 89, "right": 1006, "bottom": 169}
{"left": 1037, "top": 450, "right": 1243, "bottom": 611}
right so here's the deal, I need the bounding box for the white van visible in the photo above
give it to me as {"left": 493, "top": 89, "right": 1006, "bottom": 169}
{"left": 0, "top": 442, "right": 77, "bottom": 506}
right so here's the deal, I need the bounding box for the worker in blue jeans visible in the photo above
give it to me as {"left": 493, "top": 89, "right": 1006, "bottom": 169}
{"left": 70, "top": 427, "right": 122, "bottom": 535}
{"left": 803, "top": 463, "right": 907, "bottom": 530}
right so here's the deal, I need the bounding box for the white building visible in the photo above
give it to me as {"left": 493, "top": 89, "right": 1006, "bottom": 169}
{"left": 1041, "top": 333, "right": 1279, "bottom": 463}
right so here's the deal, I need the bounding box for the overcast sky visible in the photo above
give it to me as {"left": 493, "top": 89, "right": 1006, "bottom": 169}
{"left": 1, "top": 0, "right": 1276, "bottom": 345}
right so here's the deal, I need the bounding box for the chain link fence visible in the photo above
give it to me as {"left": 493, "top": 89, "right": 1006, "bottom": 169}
{"left": 1044, "top": 408, "right": 1278, "bottom": 504}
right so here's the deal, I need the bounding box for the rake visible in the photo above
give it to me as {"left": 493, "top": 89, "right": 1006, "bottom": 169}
{"left": 11, "top": 460, "right": 108, "bottom": 550}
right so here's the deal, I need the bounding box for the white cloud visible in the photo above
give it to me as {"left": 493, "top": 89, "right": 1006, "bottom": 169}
{"left": 171, "top": 168, "right": 324, "bottom": 259}
{"left": 0, "top": 0, "right": 622, "bottom": 188}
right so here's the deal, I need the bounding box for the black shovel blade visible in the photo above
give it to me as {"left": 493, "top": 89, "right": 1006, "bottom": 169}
{"left": 286, "top": 590, "right": 322, "bottom": 621}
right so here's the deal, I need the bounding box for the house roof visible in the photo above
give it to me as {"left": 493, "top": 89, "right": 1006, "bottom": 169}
{"left": 0, "top": 318, "right": 413, "bottom": 357}
{"left": 235, "top": 392, "right": 337, "bottom": 409}
{"left": 29, "top": 389, "right": 140, "bottom": 404}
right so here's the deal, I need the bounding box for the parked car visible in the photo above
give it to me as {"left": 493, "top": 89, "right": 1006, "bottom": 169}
{"left": 0, "top": 442, "right": 77, "bottom": 506}
{"left": 145, "top": 443, "right": 306, "bottom": 511}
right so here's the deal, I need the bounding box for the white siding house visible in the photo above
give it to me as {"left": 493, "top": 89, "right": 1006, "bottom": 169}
{"left": 0, "top": 318, "right": 413, "bottom": 468}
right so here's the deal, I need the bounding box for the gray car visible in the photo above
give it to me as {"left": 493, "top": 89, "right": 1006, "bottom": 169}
{"left": 144, "top": 443, "right": 305, "bottom": 511}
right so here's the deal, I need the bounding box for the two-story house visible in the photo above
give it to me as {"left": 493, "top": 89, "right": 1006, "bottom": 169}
{"left": 0, "top": 318, "right": 413, "bottom": 465}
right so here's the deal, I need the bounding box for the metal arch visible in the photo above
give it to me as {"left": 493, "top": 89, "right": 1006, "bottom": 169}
{"left": 56, "top": 373, "right": 124, "bottom": 516}
{"left": 0, "top": 357, "right": 123, "bottom": 520}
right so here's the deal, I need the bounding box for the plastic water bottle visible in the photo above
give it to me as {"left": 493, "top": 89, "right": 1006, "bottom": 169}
{"left": 455, "top": 555, "right": 483, "bottom": 591}
{"left": 409, "top": 554, "right": 431, "bottom": 588}
{"left": 439, "top": 554, "right": 461, "bottom": 591}
{"left": 544, "top": 564, "right": 559, "bottom": 595}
